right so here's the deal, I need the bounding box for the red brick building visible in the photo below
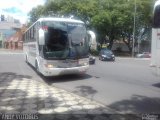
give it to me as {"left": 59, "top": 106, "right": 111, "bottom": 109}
{"left": 5, "top": 25, "right": 27, "bottom": 50}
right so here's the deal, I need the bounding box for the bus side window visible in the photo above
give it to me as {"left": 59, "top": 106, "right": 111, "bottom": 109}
{"left": 37, "top": 22, "right": 40, "bottom": 29}
{"left": 153, "top": 5, "right": 160, "bottom": 28}
{"left": 29, "top": 31, "right": 30, "bottom": 41}
{"left": 26, "top": 32, "right": 29, "bottom": 42}
{"left": 31, "top": 27, "right": 34, "bottom": 40}
{"left": 35, "top": 22, "right": 40, "bottom": 40}
{"left": 25, "top": 34, "right": 27, "bottom": 43}
{"left": 29, "top": 30, "right": 31, "bottom": 41}
{"left": 33, "top": 25, "right": 36, "bottom": 40}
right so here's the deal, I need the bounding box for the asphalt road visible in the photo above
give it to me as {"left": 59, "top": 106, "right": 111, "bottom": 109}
{"left": 0, "top": 53, "right": 160, "bottom": 113}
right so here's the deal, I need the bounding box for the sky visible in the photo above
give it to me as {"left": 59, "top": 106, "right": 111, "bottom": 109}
{"left": 0, "top": 0, "right": 46, "bottom": 24}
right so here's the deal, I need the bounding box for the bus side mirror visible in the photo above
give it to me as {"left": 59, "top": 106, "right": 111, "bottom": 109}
{"left": 87, "top": 30, "right": 97, "bottom": 51}
{"left": 38, "top": 29, "right": 45, "bottom": 45}
{"left": 68, "top": 34, "right": 72, "bottom": 47}
{"left": 153, "top": 5, "right": 160, "bottom": 28}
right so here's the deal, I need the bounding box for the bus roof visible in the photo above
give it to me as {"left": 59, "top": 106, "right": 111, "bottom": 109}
{"left": 37, "top": 17, "right": 84, "bottom": 24}
{"left": 24, "top": 17, "right": 84, "bottom": 33}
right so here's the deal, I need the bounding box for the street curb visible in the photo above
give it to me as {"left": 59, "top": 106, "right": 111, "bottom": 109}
{"left": 0, "top": 49, "right": 23, "bottom": 53}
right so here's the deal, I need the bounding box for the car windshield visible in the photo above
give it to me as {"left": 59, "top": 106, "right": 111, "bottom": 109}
{"left": 103, "top": 50, "right": 113, "bottom": 55}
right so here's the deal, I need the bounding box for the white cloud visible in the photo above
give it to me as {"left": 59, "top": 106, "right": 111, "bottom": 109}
{"left": 0, "top": 0, "right": 45, "bottom": 24}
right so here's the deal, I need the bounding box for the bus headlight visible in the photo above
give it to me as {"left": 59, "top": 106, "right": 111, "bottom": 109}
{"left": 45, "top": 64, "right": 55, "bottom": 68}
{"left": 78, "top": 59, "right": 89, "bottom": 66}
{"left": 84, "top": 62, "right": 88, "bottom": 66}
{"left": 79, "top": 62, "right": 88, "bottom": 66}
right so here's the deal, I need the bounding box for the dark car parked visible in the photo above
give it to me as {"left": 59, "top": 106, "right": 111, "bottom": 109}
{"left": 99, "top": 49, "right": 115, "bottom": 61}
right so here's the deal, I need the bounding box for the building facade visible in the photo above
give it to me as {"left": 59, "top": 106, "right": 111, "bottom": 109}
{"left": 4, "top": 25, "right": 26, "bottom": 50}
{"left": 0, "top": 15, "right": 22, "bottom": 49}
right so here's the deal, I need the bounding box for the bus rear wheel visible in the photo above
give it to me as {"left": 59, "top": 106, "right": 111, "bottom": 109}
{"left": 35, "top": 61, "right": 40, "bottom": 74}
{"left": 25, "top": 55, "right": 29, "bottom": 64}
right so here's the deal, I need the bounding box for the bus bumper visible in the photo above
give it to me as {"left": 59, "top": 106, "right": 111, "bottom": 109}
{"left": 41, "top": 65, "right": 89, "bottom": 76}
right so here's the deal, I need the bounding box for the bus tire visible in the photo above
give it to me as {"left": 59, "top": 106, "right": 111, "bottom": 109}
{"left": 35, "top": 60, "right": 40, "bottom": 74}
{"left": 25, "top": 55, "right": 29, "bottom": 64}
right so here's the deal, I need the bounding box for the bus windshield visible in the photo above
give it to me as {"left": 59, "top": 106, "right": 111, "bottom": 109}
{"left": 42, "top": 21, "right": 89, "bottom": 59}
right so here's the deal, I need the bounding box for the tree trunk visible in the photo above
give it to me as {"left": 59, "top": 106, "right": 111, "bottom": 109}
{"left": 108, "top": 38, "right": 114, "bottom": 49}
{"left": 108, "top": 33, "right": 114, "bottom": 50}
{"left": 122, "top": 35, "right": 132, "bottom": 54}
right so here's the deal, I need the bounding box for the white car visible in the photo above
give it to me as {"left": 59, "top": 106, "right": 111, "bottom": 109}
{"left": 136, "top": 52, "right": 151, "bottom": 58}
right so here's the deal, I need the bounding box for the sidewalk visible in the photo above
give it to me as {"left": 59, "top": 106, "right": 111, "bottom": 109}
{"left": 0, "top": 72, "right": 120, "bottom": 120}
{"left": 0, "top": 49, "right": 23, "bottom": 54}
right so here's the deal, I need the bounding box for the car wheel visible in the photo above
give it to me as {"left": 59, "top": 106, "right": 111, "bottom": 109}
{"left": 100, "top": 57, "right": 103, "bottom": 61}
{"left": 91, "top": 60, "right": 95, "bottom": 64}
{"left": 112, "top": 58, "right": 115, "bottom": 62}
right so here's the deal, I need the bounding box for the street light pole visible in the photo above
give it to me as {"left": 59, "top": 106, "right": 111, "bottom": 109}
{"left": 132, "top": 0, "right": 137, "bottom": 57}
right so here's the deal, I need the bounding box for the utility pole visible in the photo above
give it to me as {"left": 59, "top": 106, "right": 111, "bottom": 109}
{"left": 132, "top": 0, "right": 137, "bottom": 57}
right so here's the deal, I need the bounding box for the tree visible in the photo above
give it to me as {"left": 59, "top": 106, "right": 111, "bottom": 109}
{"left": 29, "top": 5, "right": 45, "bottom": 23}
{"left": 28, "top": 0, "right": 153, "bottom": 53}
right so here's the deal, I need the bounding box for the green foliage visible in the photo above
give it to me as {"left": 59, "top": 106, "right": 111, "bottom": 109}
{"left": 28, "top": 0, "right": 153, "bottom": 52}
{"left": 28, "top": 5, "right": 45, "bottom": 23}
{"left": 90, "top": 49, "right": 99, "bottom": 56}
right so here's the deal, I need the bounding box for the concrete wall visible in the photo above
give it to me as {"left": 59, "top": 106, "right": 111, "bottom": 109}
{"left": 112, "top": 43, "right": 129, "bottom": 52}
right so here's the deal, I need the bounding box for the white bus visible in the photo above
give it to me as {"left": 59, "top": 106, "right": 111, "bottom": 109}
{"left": 151, "top": 0, "right": 160, "bottom": 75}
{"left": 23, "top": 17, "right": 91, "bottom": 76}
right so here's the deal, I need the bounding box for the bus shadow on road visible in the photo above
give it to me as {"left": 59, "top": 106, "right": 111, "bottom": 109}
{"left": 40, "top": 73, "right": 93, "bottom": 84}
{"left": 26, "top": 61, "right": 93, "bottom": 84}
{"left": 152, "top": 83, "right": 160, "bottom": 88}
{"left": 73, "top": 85, "right": 97, "bottom": 101}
